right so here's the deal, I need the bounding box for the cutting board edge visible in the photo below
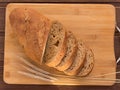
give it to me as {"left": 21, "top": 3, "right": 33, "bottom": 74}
{"left": 3, "top": 79, "right": 116, "bottom": 86}
{"left": 6, "top": 3, "right": 116, "bottom": 7}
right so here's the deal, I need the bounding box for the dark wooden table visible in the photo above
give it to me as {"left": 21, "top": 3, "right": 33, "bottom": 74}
{"left": 0, "top": 0, "right": 120, "bottom": 90}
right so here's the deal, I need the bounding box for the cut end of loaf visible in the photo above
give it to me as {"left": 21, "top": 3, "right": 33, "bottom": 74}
{"left": 43, "top": 21, "right": 66, "bottom": 67}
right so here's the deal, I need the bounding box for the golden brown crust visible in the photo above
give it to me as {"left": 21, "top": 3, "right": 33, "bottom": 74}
{"left": 9, "top": 8, "right": 51, "bottom": 63}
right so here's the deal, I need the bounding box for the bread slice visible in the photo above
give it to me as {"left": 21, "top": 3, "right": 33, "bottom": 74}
{"left": 43, "top": 21, "right": 66, "bottom": 67}
{"left": 78, "top": 48, "right": 94, "bottom": 77}
{"left": 9, "top": 8, "right": 51, "bottom": 64}
{"left": 55, "top": 31, "right": 77, "bottom": 71}
{"left": 64, "top": 40, "right": 86, "bottom": 76}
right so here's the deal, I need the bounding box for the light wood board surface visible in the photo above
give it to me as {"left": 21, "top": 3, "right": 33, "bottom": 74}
{"left": 4, "top": 3, "right": 116, "bottom": 85}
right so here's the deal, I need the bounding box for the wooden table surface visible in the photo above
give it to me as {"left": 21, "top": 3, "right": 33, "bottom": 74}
{"left": 0, "top": 0, "right": 120, "bottom": 90}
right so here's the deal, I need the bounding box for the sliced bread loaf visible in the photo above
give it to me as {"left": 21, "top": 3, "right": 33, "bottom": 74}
{"left": 64, "top": 40, "right": 86, "bottom": 76}
{"left": 55, "top": 31, "right": 77, "bottom": 71}
{"left": 43, "top": 21, "right": 66, "bottom": 67}
{"left": 78, "top": 48, "right": 94, "bottom": 77}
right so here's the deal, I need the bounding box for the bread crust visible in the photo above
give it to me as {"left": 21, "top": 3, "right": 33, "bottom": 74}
{"left": 9, "top": 8, "right": 51, "bottom": 64}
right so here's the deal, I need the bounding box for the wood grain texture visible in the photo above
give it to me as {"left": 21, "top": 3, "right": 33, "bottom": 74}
{"left": 3, "top": 3, "right": 116, "bottom": 85}
{"left": 0, "top": 1, "right": 120, "bottom": 90}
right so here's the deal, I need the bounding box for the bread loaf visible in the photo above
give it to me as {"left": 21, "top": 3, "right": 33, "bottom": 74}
{"left": 9, "top": 8, "right": 51, "bottom": 64}
{"left": 10, "top": 8, "right": 94, "bottom": 77}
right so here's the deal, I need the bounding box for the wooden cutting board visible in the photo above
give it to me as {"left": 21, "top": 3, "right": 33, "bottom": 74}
{"left": 4, "top": 3, "right": 116, "bottom": 85}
